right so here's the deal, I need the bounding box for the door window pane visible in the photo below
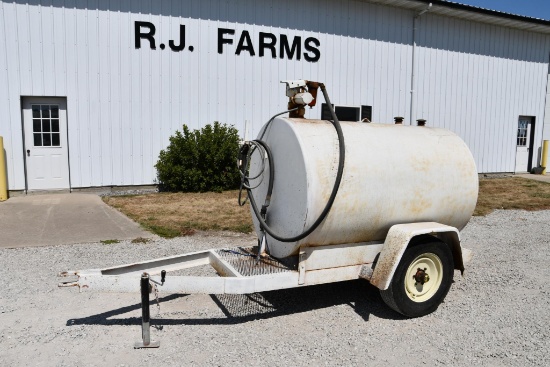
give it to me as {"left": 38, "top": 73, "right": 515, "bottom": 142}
{"left": 32, "top": 106, "right": 41, "bottom": 118}
{"left": 41, "top": 105, "right": 50, "bottom": 118}
{"left": 43, "top": 134, "right": 52, "bottom": 146}
{"left": 51, "top": 119, "right": 59, "bottom": 132}
{"left": 50, "top": 106, "right": 59, "bottom": 118}
{"left": 42, "top": 119, "right": 51, "bottom": 132}
{"left": 52, "top": 133, "right": 60, "bottom": 146}
{"left": 33, "top": 119, "right": 41, "bottom": 132}
{"left": 33, "top": 133, "right": 42, "bottom": 146}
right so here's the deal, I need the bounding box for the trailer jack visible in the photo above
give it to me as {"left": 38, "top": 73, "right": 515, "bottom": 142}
{"left": 134, "top": 271, "right": 165, "bottom": 349}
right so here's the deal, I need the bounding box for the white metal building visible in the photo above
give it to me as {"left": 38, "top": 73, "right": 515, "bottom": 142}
{"left": 1, "top": 0, "right": 550, "bottom": 192}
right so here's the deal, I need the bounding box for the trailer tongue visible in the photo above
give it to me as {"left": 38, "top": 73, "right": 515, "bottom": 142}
{"left": 59, "top": 81, "right": 477, "bottom": 348}
{"left": 58, "top": 242, "right": 383, "bottom": 348}
{"left": 59, "top": 240, "right": 399, "bottom": 293}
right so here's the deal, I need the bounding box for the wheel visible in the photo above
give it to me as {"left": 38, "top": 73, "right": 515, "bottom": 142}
{"left": 380, "top": 240, "right": 454, "bottom": 318}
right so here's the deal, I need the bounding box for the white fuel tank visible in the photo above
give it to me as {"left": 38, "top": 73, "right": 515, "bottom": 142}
{"left": 249, "top": 117, "right": 478, "bottom": 259}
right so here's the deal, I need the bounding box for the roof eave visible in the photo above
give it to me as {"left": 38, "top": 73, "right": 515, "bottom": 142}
{"left": 363, "top": 0, "right": 550, "bottom": 34}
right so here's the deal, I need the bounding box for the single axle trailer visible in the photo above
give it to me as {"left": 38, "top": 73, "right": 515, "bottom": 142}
{"left": 59, "top": 222, "right": 472, "bottom": 348}
{"left": 59, "top": 80, "right": 477, "bottom": 348}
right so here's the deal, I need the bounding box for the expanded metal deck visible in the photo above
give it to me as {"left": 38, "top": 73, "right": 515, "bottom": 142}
{"left": 215, "top": 247, "right": 298, "bottom": 277}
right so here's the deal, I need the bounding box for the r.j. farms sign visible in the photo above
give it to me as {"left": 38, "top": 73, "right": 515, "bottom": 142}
{"left": 135, "top": 21, "right": 321, "bottom": 62}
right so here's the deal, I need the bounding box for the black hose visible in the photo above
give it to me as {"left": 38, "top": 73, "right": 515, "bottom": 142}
{"left": 246, "top": 83, "right": 345, "bottom": 243}
{"left": 251, "top": 140, "right": 274, "bottom": 216}
{"left": 258, "top": 108, "right": 300, "bottom": 141}
{"left": 237, "top": 107, "right": 300, "bottom": 206}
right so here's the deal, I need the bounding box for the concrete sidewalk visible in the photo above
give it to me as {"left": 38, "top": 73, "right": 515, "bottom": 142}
{"left": 0, "top": 193, "right": 155, "bottom": 248}
{"left": 516, "top": 173, "right": 550, "bottom": 183}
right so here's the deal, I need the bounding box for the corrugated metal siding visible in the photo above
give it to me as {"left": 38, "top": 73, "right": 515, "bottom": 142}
{"left": 414, "top": 13, "right": 550, "bottom": 172}
{"left": 0, "top": 0, "right": 549, "bottom": 190}
{"left": 544, "top": 73, "right": 550, "bottom": 141}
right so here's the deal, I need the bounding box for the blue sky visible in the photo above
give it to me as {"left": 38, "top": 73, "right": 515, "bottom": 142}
{"left": 454, "top": 0, "right": 550, "bottom": 20}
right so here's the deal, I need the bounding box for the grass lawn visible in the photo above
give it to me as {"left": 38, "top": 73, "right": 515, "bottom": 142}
{"left": 103, "top": 177, "right": 550, "bottom": 238}
{"left": 103, "top": 190, "right": 253, "bottom": 238}
{"left": 474, "top": 176, "right": 550, "bottom": 216}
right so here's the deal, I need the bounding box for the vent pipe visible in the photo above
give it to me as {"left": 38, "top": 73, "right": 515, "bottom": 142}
{"left": 410, "top": 3, "right": 432, "bottom": 125}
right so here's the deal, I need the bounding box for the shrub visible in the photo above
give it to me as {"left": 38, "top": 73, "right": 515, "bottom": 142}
{"left": 155, "top": 122, "right": 241, "bottom": 192}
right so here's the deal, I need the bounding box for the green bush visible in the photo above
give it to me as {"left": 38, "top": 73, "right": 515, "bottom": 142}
{"left": 155, "top": 122, "right": 241, "bottom": 192}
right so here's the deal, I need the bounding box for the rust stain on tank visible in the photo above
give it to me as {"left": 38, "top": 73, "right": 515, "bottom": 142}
{"left": 410, "top": 156, "right": 433, "bottom": 172}
{"left": 406, "top": 195, "right": 433, "bottom": 215}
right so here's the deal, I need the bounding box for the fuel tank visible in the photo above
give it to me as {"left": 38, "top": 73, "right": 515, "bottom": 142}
{"left": 249, "top": 117, "right": 478, "bottom": 258}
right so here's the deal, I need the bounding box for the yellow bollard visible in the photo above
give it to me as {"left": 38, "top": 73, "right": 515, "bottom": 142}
{"left": 0, "top": 136, "right": 7, "bottom": 201}
{"left": 542, "top": 140, "right": 549, "bottom": 175}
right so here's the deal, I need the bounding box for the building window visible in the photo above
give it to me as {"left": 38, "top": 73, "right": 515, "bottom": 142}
{"left": 321, "top": 103, "right": 368, "bottom": 122}
{"left": 32, "top": 105, "right": 60, "bottom": 147}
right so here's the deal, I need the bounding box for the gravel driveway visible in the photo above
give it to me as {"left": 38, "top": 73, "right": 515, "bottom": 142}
{"left": 1, "top": 210, "right": 549, "bottom": 366}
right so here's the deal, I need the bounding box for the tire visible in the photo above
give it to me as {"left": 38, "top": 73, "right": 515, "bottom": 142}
{"left": 380, "top": 240, "right": 454, "bottom": 318}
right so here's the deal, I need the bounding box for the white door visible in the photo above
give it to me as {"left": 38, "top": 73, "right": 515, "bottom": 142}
{"left": 515, "top": 118, "right": 531, "bottom": 173}
{"left": 22, "top": 98, "right": 70, "bottom": 190}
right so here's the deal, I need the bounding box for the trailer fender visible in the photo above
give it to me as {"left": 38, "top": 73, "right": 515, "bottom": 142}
{"left": 368, "top": 222, "right": 465, "bottom": 291}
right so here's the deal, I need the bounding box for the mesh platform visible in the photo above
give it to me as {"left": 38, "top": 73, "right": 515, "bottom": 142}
{"left": 215, "top": 247, "right": 298, "bottom": 277}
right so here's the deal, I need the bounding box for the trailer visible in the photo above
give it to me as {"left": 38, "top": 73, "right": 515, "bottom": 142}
{"left": 59, "top": 80, "right": 478, "bottom": 348}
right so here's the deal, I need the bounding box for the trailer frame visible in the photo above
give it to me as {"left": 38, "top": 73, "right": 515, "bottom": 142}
{"left": 58, "top": 221, "right": 471, "bottom": 347}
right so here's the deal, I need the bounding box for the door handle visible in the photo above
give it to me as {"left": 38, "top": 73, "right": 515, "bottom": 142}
{"left": 27, "top": 149, "right": 30, "bottom": 157}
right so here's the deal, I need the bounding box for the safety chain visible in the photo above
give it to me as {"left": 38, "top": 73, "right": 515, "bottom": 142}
{"left": 151, "top": 282, "right": 163, "bottom": 330}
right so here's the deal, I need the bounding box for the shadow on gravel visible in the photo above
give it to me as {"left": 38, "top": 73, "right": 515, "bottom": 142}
{"left": 66, "top": 280, "right": 405, "bottom": 327}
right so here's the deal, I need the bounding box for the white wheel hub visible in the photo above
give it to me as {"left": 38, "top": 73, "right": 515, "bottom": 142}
{"left": 404, "top": 252, "right": 443, "bottom": 302}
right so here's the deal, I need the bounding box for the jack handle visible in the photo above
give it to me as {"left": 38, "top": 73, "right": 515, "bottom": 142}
{"left": 148, "top": 270, "right": 167, "bottom": 286}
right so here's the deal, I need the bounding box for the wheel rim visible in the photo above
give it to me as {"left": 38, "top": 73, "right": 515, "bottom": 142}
{"left": 404, "top": 252, "right": 443, "bottom": 303}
